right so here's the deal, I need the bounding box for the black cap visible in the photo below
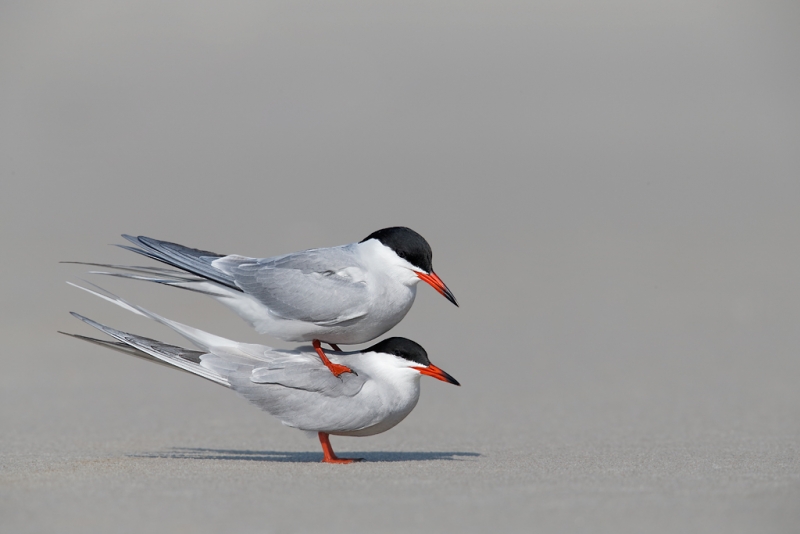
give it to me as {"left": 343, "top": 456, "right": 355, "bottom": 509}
{"left": 362, "top": 337, "right": 430, "bottom": 366}
{"left": 361, "top": 227, "right": 433, "bottom": 273}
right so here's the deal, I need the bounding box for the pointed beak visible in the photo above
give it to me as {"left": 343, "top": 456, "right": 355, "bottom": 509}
{"left": 414, "top": 363, "right": 460, "bottom": 386}
{"left": 416, "top": 271, "right": 459, "bottom": 307}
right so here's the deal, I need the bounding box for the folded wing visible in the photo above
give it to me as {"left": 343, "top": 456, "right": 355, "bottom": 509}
{"left": 212, "top": 246, "right": 370, "bottom": 325}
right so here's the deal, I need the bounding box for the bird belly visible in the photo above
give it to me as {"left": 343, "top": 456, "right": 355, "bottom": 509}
{"left": 311, "top": 282, "right": 417, "bottom": 344}
{"left": 328, "top": 380, "right": 421, "bottom": 437}
{"left": 215, "top": 277, "right": 416, "bottom": 345}
{"left": 270, "top": 378, "right": 420, "bottom": 436}
{"left": 330, "top": 404, "right": 417, "bottom": 437}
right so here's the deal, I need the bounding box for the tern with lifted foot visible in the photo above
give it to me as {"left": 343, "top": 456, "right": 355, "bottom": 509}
{"left": 68, "top": 227, "right": 458, "bottom": 378}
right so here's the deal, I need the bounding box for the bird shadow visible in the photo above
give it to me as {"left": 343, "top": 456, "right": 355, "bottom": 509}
{"left": 131, "top": 447, "right": 480, "bottom": 463}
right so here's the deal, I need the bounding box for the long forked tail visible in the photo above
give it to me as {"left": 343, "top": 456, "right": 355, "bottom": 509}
{"left": 62, "top": 313, "right": 229, "bottom": 386}
{"left": 67, "top": 281, "right": 242, "bottom": 352}
{"left": 60, "top": 262, "right": 235, "bottom": 298}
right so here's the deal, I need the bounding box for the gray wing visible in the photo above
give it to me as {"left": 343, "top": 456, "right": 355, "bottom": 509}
{"left": 213, "top": 245, "right": 370, "bottom": 325}
{"left": 200, "top": 346, "right": 365, "bottom": 398}
{"left": 227, "top": 352, "right": 368, "bottom": 432}
{"left": 249, "top": 361, "right": 365, "bottom": 397}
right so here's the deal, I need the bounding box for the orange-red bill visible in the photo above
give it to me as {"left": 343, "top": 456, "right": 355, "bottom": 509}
{"left": 414, "top": 363, "right": 460, "bottom": 386}
{"left": 416, "top": 271, "right": 458, "bottom": 307}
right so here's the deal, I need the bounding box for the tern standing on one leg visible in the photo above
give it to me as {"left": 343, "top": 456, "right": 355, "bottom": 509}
{"left": 63, "top": 286, "right": 459, "bottom": 464}
{"left": 75, "top": 227, "right": 458, "bottom": 377}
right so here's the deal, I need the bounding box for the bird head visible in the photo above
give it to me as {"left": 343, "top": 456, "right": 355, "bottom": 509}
{"left": 361, "top": 227, "right": 458, "bottom": 307}
{"left": 363, "top": 337, "right": 460, "bottom": 386}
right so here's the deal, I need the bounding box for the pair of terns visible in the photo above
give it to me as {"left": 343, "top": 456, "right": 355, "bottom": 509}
{"left": 66, "top": 227, "right": 459, "bottom": 463}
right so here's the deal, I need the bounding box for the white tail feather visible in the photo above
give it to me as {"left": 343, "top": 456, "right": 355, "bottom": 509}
{"left": 67, "top": 281, "right": 239, "bottom": 352}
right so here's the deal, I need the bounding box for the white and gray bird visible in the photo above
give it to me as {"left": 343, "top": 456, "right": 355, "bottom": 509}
{"left": 71, "top": 227, "right": 458, "bottom": 377}
{"left": 63, "top": 284, "right": 459, "bottom": 464}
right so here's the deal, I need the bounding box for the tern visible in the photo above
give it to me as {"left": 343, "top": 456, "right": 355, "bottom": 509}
{"left": 71, "top": 227, "right": 458, "bottom": 377}
{"left": 62, "top": 284, "right": 459, "bottom": 464}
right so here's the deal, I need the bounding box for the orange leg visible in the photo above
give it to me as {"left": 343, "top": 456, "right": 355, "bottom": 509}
{"left": 328, "top": 343, "right": 342, "bottom": 351}
{"left": 313, "top": 339, "right": 353, "bottom": 377}
{"left": 318, "top": 432, "right": 362, "bottom": 464}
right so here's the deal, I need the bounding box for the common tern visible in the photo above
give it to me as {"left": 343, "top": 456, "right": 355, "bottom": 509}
{"left": 62, "top": 284, "right": 459, "bottom": 464}
{"left": 71, "top": 227, "right": 458, "bottom": 377}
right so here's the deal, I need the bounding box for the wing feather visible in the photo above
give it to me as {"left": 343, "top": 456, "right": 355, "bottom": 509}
{"left": 213, "top": 245, "right": 370, "bottom": 325}
{"left": 250, "top": 363, "right": 365, "bottom": 397}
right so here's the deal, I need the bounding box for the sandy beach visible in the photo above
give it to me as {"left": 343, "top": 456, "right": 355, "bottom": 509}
{"left": 2, "top": 2, "right": 799, "bottom": 532}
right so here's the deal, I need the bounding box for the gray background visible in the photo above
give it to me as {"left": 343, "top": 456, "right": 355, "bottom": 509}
{"left": 2, "top": 1, "right": 799, "bottom": 532}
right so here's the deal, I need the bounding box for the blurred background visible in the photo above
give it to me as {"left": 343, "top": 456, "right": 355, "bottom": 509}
{"left": 2, "top": 1, "right": 799, "bottom": 532}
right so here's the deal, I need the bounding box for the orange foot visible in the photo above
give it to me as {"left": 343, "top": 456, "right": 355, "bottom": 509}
{"left": 313, "top": 340, "right": 355, "bottom": 377}
{"left": 318, "top": 432, "right": 363, "bottom": 464}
